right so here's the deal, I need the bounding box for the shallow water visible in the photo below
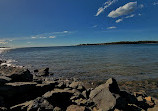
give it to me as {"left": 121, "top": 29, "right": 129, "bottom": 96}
{"left": 0, "top": 44, "right": 158, "bottom": 80}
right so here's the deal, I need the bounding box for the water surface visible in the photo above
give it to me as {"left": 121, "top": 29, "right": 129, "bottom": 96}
{"left": 0, "top": 44, "right": 158, "bottom": 80}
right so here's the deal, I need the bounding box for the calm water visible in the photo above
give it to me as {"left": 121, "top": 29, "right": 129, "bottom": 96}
{"left": 0, "top": 44, "right": 158, "bottom": 80}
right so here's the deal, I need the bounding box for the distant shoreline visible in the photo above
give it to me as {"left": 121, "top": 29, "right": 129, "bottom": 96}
{"left": 77, "top": 41, "right": 158, "bottom": 46}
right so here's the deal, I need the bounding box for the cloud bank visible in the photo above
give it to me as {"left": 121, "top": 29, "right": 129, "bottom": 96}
{"left": 108, "top": 2, "right": 137, "bottom": 18}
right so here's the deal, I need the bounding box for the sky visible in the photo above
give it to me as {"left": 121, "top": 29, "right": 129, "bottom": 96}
{"left": 0, "top": 0, "right": 158, "bottom": 47}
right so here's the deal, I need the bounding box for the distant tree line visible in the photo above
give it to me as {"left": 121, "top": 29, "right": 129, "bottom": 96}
{"left": 77, "top": 41, "right": 158, "bottom": 46}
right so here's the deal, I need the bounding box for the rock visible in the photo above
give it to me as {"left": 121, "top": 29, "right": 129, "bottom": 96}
{"left": 89, "top": 79, "right": 118, "bottom": 111}
{"left": 148, "top": 97, "right": 158, "bottom": 111}
{"left": 137, "top": 96, "right": 144, "bottom": 102}
{"left": 0, "top": 76, "right": 11, "bottom": 85}
{"left": 0, "top": 81, "right": 56, "bottom": 107}
{"left": 82, "top": 88, "right": 92, "bottom": 99}
{"left": 38, "top": 68, "right": 49, "bottom": 76}
{"left": 145, "top": 96, "right": 155, "bottom": 107}
{"left": 0, "top": 60, "right": 6, "bottom": 65}
{"left": 0, "top": 66, "right": 33, "bottom": 82}
{"left": 69, "top": 81, "right": 86, "bottom": 92}
{"left": 10, "top": 97, "right": 54, "bottom": 111}
{"left": 66, "top": 105, "right": 87, "bottom": 111}
{"left": 105, "top": 78, "right": 120, "bottom": 94}
{"left": 53, "top": 107, "right": 62, "bottom": 111}
{"left": 119, "top": 91, "right": 138, "bottom": 105}
{"left": 10, "top": 69, "right": 32, "bottom": 82}
{"left": 0, "top": 107, "right": 7, "bottom": 111}
{"left": 43, "top": 88, "right": 74, "bottom": 110}
{"left": 134, "top": 91, "right": 147, "bottom": 98}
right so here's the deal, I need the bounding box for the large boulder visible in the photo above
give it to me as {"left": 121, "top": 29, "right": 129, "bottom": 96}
{"left": 89, "top": 78, "right": 120, "bottom": 111}
{"left": 10, "top": 97, "right": 53, "bottom": 111}
{"left": 0, "top": 81, "right": 56, "bottom": 107}
{"left": 0, "top": 66, "right": 33, "bottom": 82}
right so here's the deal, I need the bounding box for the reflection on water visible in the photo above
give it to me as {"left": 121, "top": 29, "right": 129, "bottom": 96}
{"left": 0, "top": 44, "right": 158, "bottom": 80}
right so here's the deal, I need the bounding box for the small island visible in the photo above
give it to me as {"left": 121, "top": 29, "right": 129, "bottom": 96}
{"left": 77, "top": 41, "right": 158, "bottom": 46}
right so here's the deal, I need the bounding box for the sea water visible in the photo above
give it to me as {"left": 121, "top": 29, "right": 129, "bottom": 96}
{"left": 0, "top": 44, "right": 158, "bottom": 80}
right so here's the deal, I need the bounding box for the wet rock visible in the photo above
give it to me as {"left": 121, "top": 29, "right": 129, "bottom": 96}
{"left": 66, "top": 105, "right": 87, "bottom": 111}
{"left": 10, "top": 97, "right": 53, "bottom": 111}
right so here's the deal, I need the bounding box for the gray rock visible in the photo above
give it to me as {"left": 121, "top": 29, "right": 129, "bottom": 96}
{"left": 89, "top": 78, "right": 121, "bottom": 111}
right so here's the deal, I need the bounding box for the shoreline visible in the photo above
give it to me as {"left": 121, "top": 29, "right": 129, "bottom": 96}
{"left": 0, "top": 61, "right": 158, "bottom": 110}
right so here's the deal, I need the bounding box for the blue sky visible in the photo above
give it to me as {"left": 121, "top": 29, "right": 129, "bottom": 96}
{"left": 0, "top": 0, "right": 158, "bottom": 47}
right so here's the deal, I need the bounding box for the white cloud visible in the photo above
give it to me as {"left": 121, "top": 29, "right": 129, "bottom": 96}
{"left": 125, "top": 14, "right": 135, "bottom": 18}
{"left": 31, "top": 37, "right": 37, "bottom": 39}
{"left": 116, "top": 18, "right": 123, "bottom": 23}
{"left": 95, "top": 0, "right": 118, "bottom": 16}
{"left": 39, "top": 37, "right": 47, "bottom": 39}
{"left": 108, "top": 2, "right": 137, "bottom": 18}
{"left": 153, "top": 2, "right": 158, "bottom": 5}
{"left": 49, "top": 36, "right": 56, "bottom": 39}
{"left": 53, "top": 31, "right": 70, "bottom": 34}
{"left": 27, "top": 42, "right": 31, "bottom": 44}
{"left": 107, "top": 26, "right": 117, "bottom": 29}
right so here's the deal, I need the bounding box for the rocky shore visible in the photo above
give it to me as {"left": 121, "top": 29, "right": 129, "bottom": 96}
{"left": 0, "top": 60, "right": 158, "bottom": 111}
